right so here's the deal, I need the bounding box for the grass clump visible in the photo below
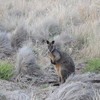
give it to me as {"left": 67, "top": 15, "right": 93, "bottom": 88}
{"left": 0, "top": 61, "right": 14, "bottom": 80}
{"left": 82, "top": 58, "right": 100, "bottom": 73}
{"left": 40, "top": 84, "right": 50, "bottom": 89}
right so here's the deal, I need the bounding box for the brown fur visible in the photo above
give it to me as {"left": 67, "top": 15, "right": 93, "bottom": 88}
{"left": 49, "top": 52, "right": 61, "bottom": 82}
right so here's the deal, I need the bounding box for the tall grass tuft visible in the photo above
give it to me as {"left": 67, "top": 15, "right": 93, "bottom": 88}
{"left": 82, "top": 58, "right": 100, "bottom": 73}
{"left": 0, "top": 61, "right": 14, "bottom": 80}
{"left": 11, "top": 25, "right": 29, "bottom": 50}
{"left": 0, "top": 31, "right": 12, "bottom": 58}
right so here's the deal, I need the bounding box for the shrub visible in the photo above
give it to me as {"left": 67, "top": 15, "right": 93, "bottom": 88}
{"left": 8, "top": 9, "right": 25, "bottom": 17}
{"left": 31, "top": 24, "right": 49, "bottom": 44}
{"left": 0, "top": 31, "right": 12, "bottom": 58}
{"left": 42, "top": 18, "right": 61, "bottom": 36}
{"left": 53, "top": 35, "right": 64, "bottom": 50}
{"left": 11, "top": 25, "right": 28, "bottom": 50}
{"left": 13, "top": 46, "right": 43, "bottom": 80}
{"left": 82, "top": 58, "right": 100, "bottom": 73}
{"left": 30, "top": 18, "right": 61, "bottom": 44}
{"left": 0, "top": 61, "right": 14, "bottom": 80}
{"left": 53, "top": 32, "right": 74, "bottom": 50}
{"left": 14, "top": 46, "right": 36, "bottom": 76}
{"left": 0, "top": 94, "right": 6, "bottom": 100}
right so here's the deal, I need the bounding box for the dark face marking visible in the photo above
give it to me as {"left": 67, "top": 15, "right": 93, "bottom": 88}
{"left": 46, "top": 40, "right": 55, "bottom": 52}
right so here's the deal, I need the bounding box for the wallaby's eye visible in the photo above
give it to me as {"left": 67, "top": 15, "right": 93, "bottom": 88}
{"left": 47, "top": 40, "right": 49, "bottom": 44}
{"left": 52, "top": 41, "right": 55, "bottom": 44}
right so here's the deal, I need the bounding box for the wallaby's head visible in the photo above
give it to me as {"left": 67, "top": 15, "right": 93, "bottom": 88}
{"left": 46, "top": 40, "right": 55, "bottom": 52}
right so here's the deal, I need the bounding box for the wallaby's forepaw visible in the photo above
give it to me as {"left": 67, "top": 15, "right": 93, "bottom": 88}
{"left": 53, "top": 83, "right": 60, "bottom": 86}
{"left": 51, "top": 59, "right": 56, "bottom": 65}
{"left": 48, "top": 80, "right": 60, "bottom": 86}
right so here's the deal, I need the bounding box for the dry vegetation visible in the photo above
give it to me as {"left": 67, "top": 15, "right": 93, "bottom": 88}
{"left": 0, "top": 31, "right": 12, "bottom": 58}
{"left": 46, "top": 73, "right": 100, "bottom": 100}
{"left": 0, "top": 0, "right": 100, "bottom": 100}
{"left": 0, "top": 0, "right": 100, "bottom": 59}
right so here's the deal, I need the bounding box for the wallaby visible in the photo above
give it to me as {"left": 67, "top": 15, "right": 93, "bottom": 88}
{"left": 47, "top": 40, "right": 75, "bottom": 85}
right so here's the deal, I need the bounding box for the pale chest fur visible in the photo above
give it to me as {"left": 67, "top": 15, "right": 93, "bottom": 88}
{"left": 48, "top": 52, "right": 61, "bottom": 77}
{"left": 49, "top": 52, "right": 55, "bottom": 61}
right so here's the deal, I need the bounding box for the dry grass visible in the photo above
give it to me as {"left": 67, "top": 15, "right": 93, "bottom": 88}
{"left": 13, "top": 46, "right": 36, "bottom": 79}
{"left": 10, "top": 25, "right": 29, "bottom": 50}
{"left": 46, "top": 73, "right": 100, "bottom": 100}
{"left": 0, "top": 31, "right": 12, "bottom": 58}
{"left": 1, "top": 1, "right": 100, "bottom": 100}
{"left": 0, "top": 0, "right": 100, "bottom": 59}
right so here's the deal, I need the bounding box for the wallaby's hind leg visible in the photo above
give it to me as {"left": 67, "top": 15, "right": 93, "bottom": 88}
{"left": 58, "top": 76, "right": 61, "bottom": 82}
{"left": 51, "top": 64, "right": 61, "bottom": 86}
{"left": 61, "top": 76, "right": 66, "bottom": 84}
{"left": 52, "top": 76, "right": 61, "bottom": 86}
{"left": 60, "top": 69, "right": 69, "bottom": 84}
{"left": 54, "top": 64, "right": 61, "bottom": 81}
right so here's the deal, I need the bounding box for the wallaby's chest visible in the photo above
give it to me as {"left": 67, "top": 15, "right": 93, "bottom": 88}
{"left": 49, "top": 52, "right": 61, "bottom": 78}
{"left": 49, "top": 52, "right": 61, "bottom": 66}
{"left": 49, "top": 52, "right": 54, "bottom": 61}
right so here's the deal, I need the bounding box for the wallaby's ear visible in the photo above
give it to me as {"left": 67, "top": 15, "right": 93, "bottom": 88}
{"left": 46, "top": 40, "right": 49, "bottom": 44}
{"left": 52, "top": 41, "right": 55, "bottom": 44}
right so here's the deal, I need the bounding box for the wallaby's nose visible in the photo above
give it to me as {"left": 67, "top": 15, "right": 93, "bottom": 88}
{"left": 48, "top": 45, "right": 54, "bottom": 52}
